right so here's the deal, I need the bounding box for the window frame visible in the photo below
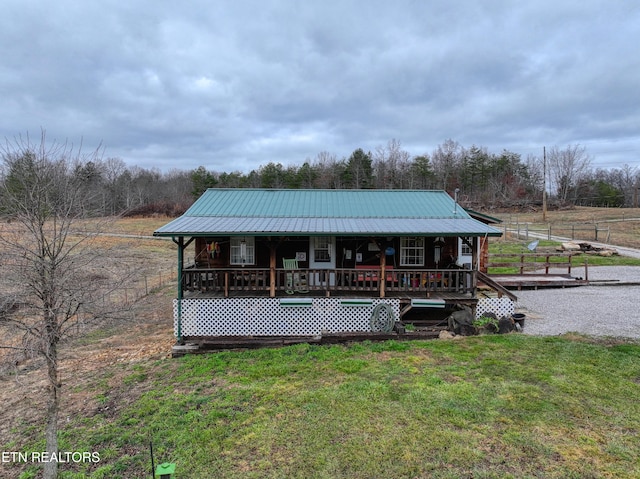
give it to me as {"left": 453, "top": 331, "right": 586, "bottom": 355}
{"left": 400, "top": 236, "right": 425, "bottom": 266}
{"left": 230, "top": 237, "right": 256, "bottom": 265}
{"left": 313, "top": 236, "right": 332, "bottom": 263}
{"left": 460, "top": 237, "right": 473, "bottom": 255}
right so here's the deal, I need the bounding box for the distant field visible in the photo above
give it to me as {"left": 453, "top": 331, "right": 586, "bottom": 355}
{"left": 491, "top": 206, "right": 640, "bottom": 249}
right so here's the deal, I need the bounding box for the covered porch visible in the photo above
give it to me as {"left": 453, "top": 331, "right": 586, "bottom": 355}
{"left": 177, "top": 230, "right": 483, "bottom": 301}
{"left": 181, "top": 265, "right": 477, "bottom": 298}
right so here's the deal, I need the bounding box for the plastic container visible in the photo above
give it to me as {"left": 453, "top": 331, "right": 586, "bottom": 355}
{"left": 512, "top": 313, "right": 526, "bottom": 330}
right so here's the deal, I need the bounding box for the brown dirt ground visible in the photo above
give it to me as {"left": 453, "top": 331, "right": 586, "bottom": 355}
{"left": 0, "top": 287, "right": 177, "bottom": 451}
{"left": 0, "top": 218, "right": 179, "bottom": 477}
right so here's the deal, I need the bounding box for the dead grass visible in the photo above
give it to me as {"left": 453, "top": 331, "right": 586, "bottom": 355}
{"left": 0, "top": 286, "right": 177, "bottom": 453}
{"left": 111, "top": 216, "right": 177, "bottom": 236}
{"left": 0, "top": 217, "right": 178, "bottom": 458}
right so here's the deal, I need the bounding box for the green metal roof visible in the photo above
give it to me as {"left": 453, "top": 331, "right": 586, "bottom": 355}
{"left": 183, "top": 189, "right": 459, "bottom": 218}
{"left": 154, "top": 189, "right": 503, "bottom": 237}
{"left": 465, "top": 209, "right": 502, "bottom": 224}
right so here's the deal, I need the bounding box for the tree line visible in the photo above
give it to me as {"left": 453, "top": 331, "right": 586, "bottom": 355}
{"left": 4, "top": 137, "right": 639, "bottom": 218}
{"left": 190, "top": 140, "right": 639, "bottom": 210}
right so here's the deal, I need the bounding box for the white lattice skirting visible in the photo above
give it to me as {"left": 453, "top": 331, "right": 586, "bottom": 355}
{"left": 476, "top": 297, "right": 514, "bottom": 319}
{"left": 172, "top": 297, "right": 514, "bottom": 337}
{"left": 173, "top": 298, "right": 400, "bottom": 337}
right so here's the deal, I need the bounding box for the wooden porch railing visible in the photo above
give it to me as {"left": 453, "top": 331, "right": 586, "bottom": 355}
{"left": 182, "top": 266, "right": 477, "bottom": 297}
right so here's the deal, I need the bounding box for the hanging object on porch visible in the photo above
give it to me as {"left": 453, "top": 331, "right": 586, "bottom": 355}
{"left": 207, "top": 241, "right": 221, "bottom": 258}
{"left": 385, "top": 246, "right": 395, "bottom": 255}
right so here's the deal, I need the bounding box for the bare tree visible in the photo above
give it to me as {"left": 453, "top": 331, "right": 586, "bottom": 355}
{"left": 102, "top": 157, "right": 127, "bottom": 213}
{"left": 313, "top": 151, "right": 344, "bottom": 189}
{"left": 547, "top": 144, "right": 591, "bottom": 203}
{"left": 0, "top": 133, "right": 131, "bottom": 479}
{"left": 431, "top": 139, "right": 465, "bottom": 192}
{"left": 614, "top": 164, "right": 640, "bottom": 207}
{"left": 373, "top": 139, "right": 411, "bottom": 189}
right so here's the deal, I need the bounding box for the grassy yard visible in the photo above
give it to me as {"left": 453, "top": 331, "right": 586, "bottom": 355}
{"left": 5, "top": 335, "right": 639, "bottom": 479}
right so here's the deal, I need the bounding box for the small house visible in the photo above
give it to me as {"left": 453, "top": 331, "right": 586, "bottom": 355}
{"left": 153, "top": 189, "right": 508, "bottom": 346}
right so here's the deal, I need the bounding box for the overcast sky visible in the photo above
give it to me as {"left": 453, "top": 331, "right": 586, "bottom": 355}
{"left": 1, "top": 1, "right": 638, "bottom": 173}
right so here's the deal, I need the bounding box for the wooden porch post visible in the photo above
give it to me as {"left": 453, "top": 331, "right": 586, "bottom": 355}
{"left": 471, "top": 237, "right": 479, "bottom": 273}
{"left": 380, "top": 247, "right": 386, "bottom": 298}
{"left": 172, "top": 236, "right": 195, "bottom": 343}
{"left": 269, "top": 241, "right": 276, "bottom": 297}
{"left": 480, "top": 235, "right": 489, "bottom": 273}
{"left": 174, "top": 236, "right": 184, "bottom": 343}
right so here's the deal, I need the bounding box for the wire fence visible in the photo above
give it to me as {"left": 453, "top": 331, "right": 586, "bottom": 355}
{"left": 65, "top": 267, "right": 178, "bottom": 340}
{"left": 98, "top": 267, "right": 178, "bottom": 309}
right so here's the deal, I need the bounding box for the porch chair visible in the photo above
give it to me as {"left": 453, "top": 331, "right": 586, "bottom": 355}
{"left": 283, "top": 258, "right": 309, "bottom": 294}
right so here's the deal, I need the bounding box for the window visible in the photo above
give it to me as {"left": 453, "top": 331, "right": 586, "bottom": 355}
{"left": 230, "top": 237, "right": 255, "bottom": 265}
{"left": 461, "top": 237, "right": 473, "bottom": 255}
{"left": 400, "top": 237, "right": 424, "bottom": 266}
{"left": 313, "top": 236, "right": 331, "bottom": 262}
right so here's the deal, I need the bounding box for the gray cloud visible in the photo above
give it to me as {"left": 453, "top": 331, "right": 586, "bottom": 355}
{"left": 1, "top": 0, "right": 638, "bottom": 172}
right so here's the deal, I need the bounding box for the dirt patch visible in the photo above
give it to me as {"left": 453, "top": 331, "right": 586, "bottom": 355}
{"left": 0, "top": 218, "right": 180, "bottom": 451}
{"left": 0, "top": 280, "right": 177, "bottom": 453}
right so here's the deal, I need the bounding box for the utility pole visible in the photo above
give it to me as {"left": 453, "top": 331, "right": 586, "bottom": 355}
{"left": 542, "top": 146, "right": 547, "bottom": 222}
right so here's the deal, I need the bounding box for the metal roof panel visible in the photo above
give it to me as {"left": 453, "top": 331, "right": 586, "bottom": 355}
{"left": 154, "top": 189, "right": 502, "bottom": 237}
{"left": 181, "top": 189, "right": 465, "bottom": 219}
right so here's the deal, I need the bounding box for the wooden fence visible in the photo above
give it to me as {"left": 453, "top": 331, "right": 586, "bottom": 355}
{"left": 503, "top": 223, "right": 610, "bottom": 243}
{"left": 487, "top": 252, "right": 588, "bottom": 278}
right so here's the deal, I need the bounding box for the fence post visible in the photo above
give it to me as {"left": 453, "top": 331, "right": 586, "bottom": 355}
{"left": 585, "top": 257, "right": 589, "bottom": 282}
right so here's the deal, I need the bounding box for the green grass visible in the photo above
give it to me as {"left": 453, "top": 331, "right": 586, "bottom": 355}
{"left": 5, "top": 336, "right": 640, "bottom": 478}
{"left": 489, "top": 240, "right": 640, "bottom": 274}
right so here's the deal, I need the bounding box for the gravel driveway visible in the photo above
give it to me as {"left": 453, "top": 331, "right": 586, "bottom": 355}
{"left": 515, "top": 266, "right": 640, "bottom": 339}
